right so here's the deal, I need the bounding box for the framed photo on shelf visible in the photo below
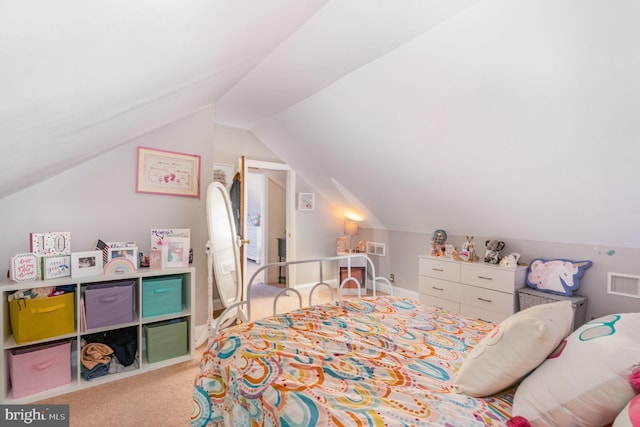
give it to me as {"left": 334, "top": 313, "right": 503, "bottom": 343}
{"left": 107, "top": 246, "right": 138, "bottom": 269}
{"left": 298, "top": 192, "right": 315, "bottom": 211}
{"left": 41, "top": 255, "right": 72, "bottom": 280}
{"left": 336, "top": 237, "right": 348, "bottom": 255}
{"left": 71, "top": 251, "right": 103, "bottom": 278}
{"left": 136, "top": 146, "right": 201, "bottom": 197}
{"left": 162, "top": 236, "right": 190, "bottom": 268}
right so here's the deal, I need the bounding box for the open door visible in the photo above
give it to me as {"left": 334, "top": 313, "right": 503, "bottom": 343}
{"left": 238, "top": 156, "right": 295, "bottom": 299}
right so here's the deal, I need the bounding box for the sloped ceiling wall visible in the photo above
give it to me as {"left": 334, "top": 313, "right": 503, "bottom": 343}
{"left": 2, "top": 0, "right": 639, "bottom": 249}
{"left": 247, "top": 0, "right": 640, "bottom": 248}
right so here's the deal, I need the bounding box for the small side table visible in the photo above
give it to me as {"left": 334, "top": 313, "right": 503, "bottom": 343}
{"left": 338, "top": 257, "right": 367, "bottom": 295}
{"left": 517, "top": 287, "right": 588, "bottom": 330}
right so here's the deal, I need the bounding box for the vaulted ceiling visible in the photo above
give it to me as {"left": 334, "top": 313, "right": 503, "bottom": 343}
{"left": 2, "top": 0, "right": 639, "bottom": 248}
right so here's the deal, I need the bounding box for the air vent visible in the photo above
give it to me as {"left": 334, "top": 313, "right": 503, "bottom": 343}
{"left": 607, "top": 272, "right": 640, "bottom": 298}
{"left": 366, "top": 242, "right": 386, "bottom": 256}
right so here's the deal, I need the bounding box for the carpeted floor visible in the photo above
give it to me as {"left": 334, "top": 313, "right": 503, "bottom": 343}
{"left": 34, "top": 282, "right": 336, "bottom": 426}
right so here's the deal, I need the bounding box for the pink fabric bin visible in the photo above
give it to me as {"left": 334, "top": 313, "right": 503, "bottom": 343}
{"left": 9, "top": 340, "right": 72, "bottom": 399}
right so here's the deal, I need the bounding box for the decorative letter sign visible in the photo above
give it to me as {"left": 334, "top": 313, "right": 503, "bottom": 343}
{"left": 10, "top": 253, "right": 40, "bottom": 282}
{"left": 30, "top": 232, "right": 71, "bottom": 255}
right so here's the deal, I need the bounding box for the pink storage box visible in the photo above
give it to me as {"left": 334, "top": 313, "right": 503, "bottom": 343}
{"left": 9, "top": 340, "right": 72, "bottom": 399}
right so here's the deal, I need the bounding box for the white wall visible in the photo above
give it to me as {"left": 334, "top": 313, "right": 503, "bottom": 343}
{"left": 0, "top": 106, "right": 215, "bottom": 325}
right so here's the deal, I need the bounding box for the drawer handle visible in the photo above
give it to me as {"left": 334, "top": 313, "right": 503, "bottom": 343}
{"left": 100, "top": 296, "right": 118, "bottom": 302}
{"left": 431, "top": 286, "right": 444, "bottom": 291}
{"left": 153, "top": 288, "right": 172, "bottom": 294}
{"left": 477, "top": 297, "right": 492, "bottom": 303}
{"left": 478, "top": 276, "right": 493, "bottom": 280}
{"left": 31, "top": 303, "right": 66, "bottom": 314}
{"left": 432, "top": 268, "right": 444, "bottom": 272}
{"left": 34, "top": 360, "right": 55, "bottom": 370}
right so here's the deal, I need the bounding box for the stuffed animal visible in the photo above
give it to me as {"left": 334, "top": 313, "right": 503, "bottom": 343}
{"left": 499, "top": 252, "right": 520, "bottom": 269}
{"left": 458, "top": 236, "right": 479, "bottom": 262}
{"left": 484, "top": 240, "right": 506, "bottom": 264}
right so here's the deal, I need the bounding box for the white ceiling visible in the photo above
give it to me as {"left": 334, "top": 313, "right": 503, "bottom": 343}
{"left": 2, "top": 0, "right": 639, "bottom": 248}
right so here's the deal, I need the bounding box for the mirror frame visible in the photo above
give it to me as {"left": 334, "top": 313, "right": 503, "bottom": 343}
{"left": 206, "top": 181, "right": 242, "bottom": 308}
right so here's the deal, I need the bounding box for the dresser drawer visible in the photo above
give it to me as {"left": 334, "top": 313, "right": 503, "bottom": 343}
{"left": 460, "top": 285, "right": 515, "bottom": 315}
{"left": 418, "top": 257, "right": 460, "bottom": 282}
{"left": 460, "top": 304, "right": 510, "bottom": 324}
{"left": 419, "top": 276, "right": 461, "bottom": 301}
{"left": 419, "top": 293, "right": 459, "bottom": 313}
{"left": 460, "top": 264, "right": 519, "bottom": 293}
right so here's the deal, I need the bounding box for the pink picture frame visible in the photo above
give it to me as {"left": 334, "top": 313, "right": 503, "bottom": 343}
{"left": 136, "top": 146, "right": 201, "bottom": 197}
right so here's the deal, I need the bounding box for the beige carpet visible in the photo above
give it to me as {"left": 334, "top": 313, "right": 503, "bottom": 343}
{"left": 35, "top": 282, "right": 337, "bottom": 427}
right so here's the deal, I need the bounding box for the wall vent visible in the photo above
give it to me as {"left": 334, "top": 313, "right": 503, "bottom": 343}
{"left": 607, "top": 272, "right": 640, "bottom": 298}
{"left": 366, "top": 242, "right": 386, "bottom": 256}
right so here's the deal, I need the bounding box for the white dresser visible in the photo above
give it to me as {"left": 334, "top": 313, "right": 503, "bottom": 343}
{"left": 418, "top": 255, "right": 527, "bottom": 324}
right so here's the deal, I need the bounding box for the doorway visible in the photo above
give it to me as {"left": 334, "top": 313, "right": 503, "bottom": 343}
{"left": 240, "top": 158, "right": 295, "bottom": 297}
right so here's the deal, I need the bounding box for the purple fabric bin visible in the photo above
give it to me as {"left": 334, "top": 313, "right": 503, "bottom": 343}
{"left": 84, "top": 280, "right": 135, "bottom": 329}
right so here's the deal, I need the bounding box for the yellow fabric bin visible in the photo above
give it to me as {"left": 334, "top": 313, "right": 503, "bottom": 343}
{"left": 9, "top": 292, "right": 75, "bottom": 344}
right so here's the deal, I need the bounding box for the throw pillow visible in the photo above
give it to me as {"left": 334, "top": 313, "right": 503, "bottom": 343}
{"left": 510, "top": 313, "right": 640, "bottom": 427}
{"left": 454, "top": 300, "right": 574, "bottom": 397}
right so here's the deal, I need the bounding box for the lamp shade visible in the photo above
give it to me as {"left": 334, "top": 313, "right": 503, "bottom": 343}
{"left": 344, "top": 220, "right": 359, "bottom": 236}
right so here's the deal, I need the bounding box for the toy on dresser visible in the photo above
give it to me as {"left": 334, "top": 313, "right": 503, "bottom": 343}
{"left": 429, "top": 229, "right": 448, "bottom": 257}
{"left": 484, "top": 239, "right": 506, "bottom": 264}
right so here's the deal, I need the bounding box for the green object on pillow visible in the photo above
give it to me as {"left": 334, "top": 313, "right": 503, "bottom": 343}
{"left": 454, "top": 301, "right": 574, "bottom": 397}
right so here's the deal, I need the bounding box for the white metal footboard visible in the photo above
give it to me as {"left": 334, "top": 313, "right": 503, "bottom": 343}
{"left": 211, "top": 254, "right": 392, "bottom": 338}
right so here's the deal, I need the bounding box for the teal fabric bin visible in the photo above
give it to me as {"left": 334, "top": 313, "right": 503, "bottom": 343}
{"left": 142, "top": 275, "right": 183, "bottom": 318}
{"left": 144, "top": 319, "right": 188, "bottom": 363}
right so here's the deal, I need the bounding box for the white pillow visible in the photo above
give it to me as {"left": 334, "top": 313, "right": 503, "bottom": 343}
{"left": 511, "top": 313, "right": 640, "bottom": 427}
{"left": 454, "top": 300, "right": 574, "bottom": 397}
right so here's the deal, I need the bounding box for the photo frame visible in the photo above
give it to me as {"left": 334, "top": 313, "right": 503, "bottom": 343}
{"left": 162, "top": 236, "right": 190, "bottom": 268}
{"left": 41, "top": 255, "right": 72, "bottom": 280}
{"left": 298, "top": 192, "right": 315, "bottom": 211}
{"left": 71, "top": 251, "right": 104, "bottom": 278}
{"left": 107, "top": 246, "right": 139, "bottom": 270}
{"left": 336, "top": 237, "right": 348, "bottom": 255}
{"left": 136, "top": 146, "right": 201, "bottom": 197}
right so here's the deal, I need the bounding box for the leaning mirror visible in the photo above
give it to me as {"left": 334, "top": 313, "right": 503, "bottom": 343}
{"left": 205, "top": 181, "right": 244, "bottom": 338}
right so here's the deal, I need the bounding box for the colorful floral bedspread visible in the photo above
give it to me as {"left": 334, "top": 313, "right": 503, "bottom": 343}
{"left": 191, "top": 296, "right": 513, "bottom": 426}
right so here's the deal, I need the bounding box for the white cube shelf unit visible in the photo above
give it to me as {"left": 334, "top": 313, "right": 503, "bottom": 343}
{"left": 0, "top": 267, "right": 195, "bottom": 403}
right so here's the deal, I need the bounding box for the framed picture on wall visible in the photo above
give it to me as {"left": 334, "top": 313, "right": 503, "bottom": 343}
{"left": 298, "top": 192, "right": 315, "bottom": 211}
{"left": 136, "top": 146, "right": 201, "bottom": 197}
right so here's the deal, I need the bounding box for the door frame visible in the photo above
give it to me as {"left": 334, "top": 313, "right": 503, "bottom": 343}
{"left": 240, "top": 157, "right": 296, "bottom": 298}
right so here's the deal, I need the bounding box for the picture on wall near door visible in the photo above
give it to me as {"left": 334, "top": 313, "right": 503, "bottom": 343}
{"left": 298, "top": 192, "right": 315, "bottom": 211}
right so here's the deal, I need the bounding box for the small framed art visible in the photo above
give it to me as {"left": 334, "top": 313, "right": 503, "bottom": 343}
{"left": 107, "top": 247, "right": 139, "bottom": 270}
{"left": 298, "top": 192, "right": 315, "bottom": 211}
{"left": 336, "top": 237, "right": 348, "bottom": 255}
{"left": 72, "top": 251, "right": 104, "bottom": 278}
{"left": 41, "top": 255, "right": 72, "bottom": 280}
{"left": 162, "top": 236, "right": 190, "bottom": 268}
{"left": 10, "top": 253, "right": 40, "bottom": 282}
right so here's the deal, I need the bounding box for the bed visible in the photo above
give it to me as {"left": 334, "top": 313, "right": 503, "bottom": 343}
{"left": 191, "top": 294, "right": 513, "bottom": 425}
{"left": 191, "top": 255, "right": 640, "bottom": 427}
